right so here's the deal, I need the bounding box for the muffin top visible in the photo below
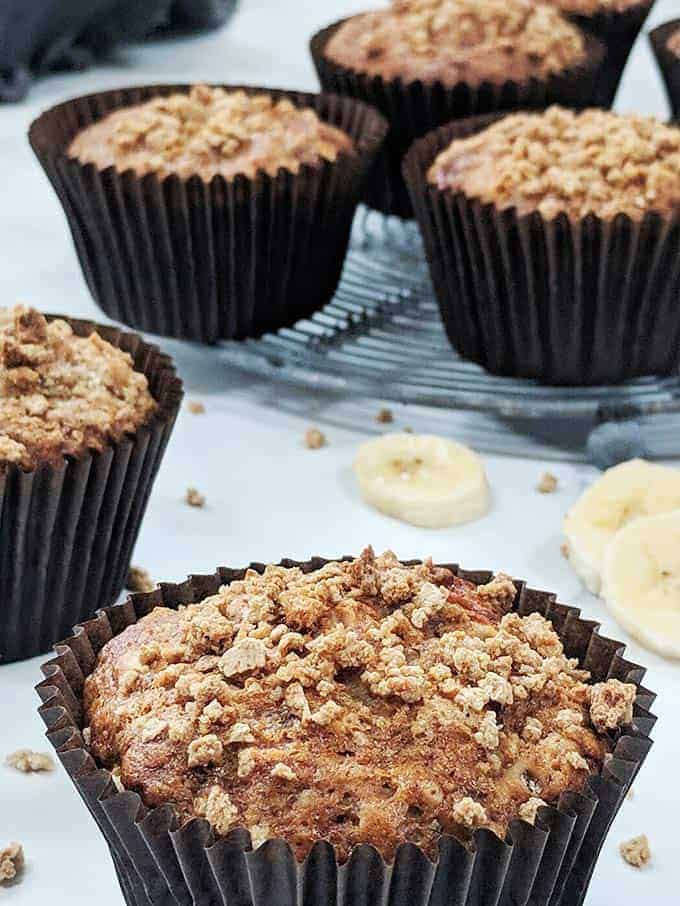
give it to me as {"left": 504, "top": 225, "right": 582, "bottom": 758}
{"left": 667, "top": 28, "right": 680, "bottom": 57}
{"left": 0, "top": 307, "right": 156, "bottom": 470}
{"left": 67, "top": 85, "right": 354, "bottom": 182}
{"left": 545, "top": 0, "right": 644, "bottom": 14}
{"left": 427, "top": 106, "right": 680, "bottom": 220}
{"left": 84, "top": 547, "right": 636, "bottom": 862}
{"left": 323, "top": 0, "right": 587, "bottom": 87}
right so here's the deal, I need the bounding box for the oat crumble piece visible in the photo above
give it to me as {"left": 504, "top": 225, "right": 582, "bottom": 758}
{"left": 376, "top": 408, "right": 394, "bottom": 424}
{"left": 589, "top": 679, "right": 636, "bottom": 732}
{"left": 305, "top": 427, "right": 326, "bottom": 449}
{"left": 619, "top": 834, "right": 651, "bottom": 868}
{"left": 5, "top": 750, "right": 54, "bottom": 773}
{"left": 185, "top": 487, "right": 206, "bottom": 508}
{"left": 518, "top": 797, "right": 546, "bottom": 824}
{"left": 537, "top": 472, "right": 558, "bottom": 494}
{"left": 83, "top": 547, "right": 629, "bottom": 863}
{"left": 126, "top": 566, "right": 155, "bottom": 594}
{"left": 188, "top": 401, "right": 205, "bottom": 414}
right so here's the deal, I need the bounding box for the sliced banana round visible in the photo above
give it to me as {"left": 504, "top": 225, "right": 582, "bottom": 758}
{"left": 563, "top": 459, "right": 680, "bottom": 595}
{"left": 602, "top": 510, "right": 680, "bottom": 659}
{"left": 353, "top": 433, "right": 490, "bottom": 528}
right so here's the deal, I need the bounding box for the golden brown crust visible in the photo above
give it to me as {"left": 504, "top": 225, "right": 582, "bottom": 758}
{"left": 324, "top": 0, "right": 586, "bottom": 87}
{"left": 427, "top": 106, "right": 680, "bottom": 220}
{"left": 0, "top": 307, "right": 156, "bottom": 470}
{"left": 84, "top": 549, "right": 636, "bottom": 862}
{"left": 68, "top": 85, "right": 353, "bottom": 182}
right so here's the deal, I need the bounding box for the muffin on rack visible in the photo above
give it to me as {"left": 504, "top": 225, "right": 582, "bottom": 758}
{"left": 0, "top": 305, "right": 182, "bottom": 661}
{"left": 38, "top": 548, "right": 654, "bottom": 906}
{"left": 650, "top": 19, "right": 680, "bottom": 119}
{"left": 403, "top": 106, "right": 680, "bottom": 384}
{"left": 30, "top": 84, "right": 387, "bottom": 342}
{"left": 311, "top": 0, "right": 603, "bottom": 218}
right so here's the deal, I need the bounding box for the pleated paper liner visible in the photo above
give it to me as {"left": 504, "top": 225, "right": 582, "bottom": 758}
{"left": 563, "top": 0, "right": 656, "bottom": 108}
{"left": 0, "top": 316, "right": 182, "bottom": 663}
{"left": 29, "top": 85, "right": 388, "bottom": 344}
{"left": 403, "top": 114, "right": 680, "bottom": 385}
{"left": 36, "top": 559, "right": 656, "bottom": 906}
{"left": 310, "top": 20, "right": 605, "bottom": 219}
{"left": 650, "top": 20, "right": 680, "bottom": 119}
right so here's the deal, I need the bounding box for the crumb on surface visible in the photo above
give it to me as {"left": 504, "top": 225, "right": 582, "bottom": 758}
{"left": 305, "top": 427, "right": 326, "bottom": 449}
{"left": 126, "top": 566, "right": 155, "bottom": 594}
{"left": 619, "top": 834, "right": 651, "bottom": 868}
{"left": 5, "top": 749, "right": 54, "bottom": 773}
{"left": 376, "top": 408, "right": 394, "bottom": 424}
{"left": 560, "top": 543, "right": 569, "bottom": 558}
{"left": 188, "top": 401, "right": 205, "bottom": 415}
{"left": 0, "top": 843, "right": 24, "bottom": 884}
{"left": 186, "top": 487, "right": 206, "bottom": 508}
{"left": 537, "top": 472, "right": 558, "bottom": 494}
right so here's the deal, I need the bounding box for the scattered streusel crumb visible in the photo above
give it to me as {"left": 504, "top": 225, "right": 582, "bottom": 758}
{"left": 403, "top": 426, "right": 414, "bottom": 433}
{"left": 376, "top": 408, "right": 394, "bottom": 424}
{"left": 560, "top": 543, "right": 569, "bottom": 558}
{"left": 186, "top": 487, "right": 206, "bottom": 508}
{"left": 619, "top": 834, "right": 651, "bottom": 868}
{"left": 305, "top": 427, "right": 326, "bottom": 450}
{"left": 0, "top": 843, "right": 24, "bottom": 884}
{"left": 5, "top": 750, "right": 54, "bottom": 773}
{"left": 188, "top": 401, "right": 205, "bottom": 415}
{"left": 126, "top": 566, "right": 155, "bottom": 594}
{"left": 537, "top": 472, "right": 558, "bottom": 494}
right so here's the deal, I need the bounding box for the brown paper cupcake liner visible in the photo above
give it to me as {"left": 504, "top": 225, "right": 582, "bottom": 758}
{"left": 310, "top": 20, "right": 605, "bottom": 219}
{"left": 29, "top": 85, "right": 388, "bottom": 343}
{"left": 403, "top": 115, "right": 680, "bottom": 385}
{"left": 0, "top": 316, "right": 182, "bottom": 663}
{"left": 565, "top": 0, "right": 655, "bottom": 108}
{"left": 650, "top": 19, "right": 680, "bottom": 119}
{"left": 36, "top": 558, "right": 655, "bottom": 906}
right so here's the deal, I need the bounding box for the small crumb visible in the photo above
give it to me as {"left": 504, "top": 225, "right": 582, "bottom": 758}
{"left": 537, "top": 472, "right": 558, "bottom": 494}
{"left": 305, "top": 428, "right": 326, "bottom": 450}
{"left": 271, "top": 762, "right": 297, "bottom": 781}
{"left": 188, "top": 401, "right": 205, "bottom": 414}
{"left": 5, "top": 750, "right": 54, "bottom": 774}
{"left": 186, "top": 487, "right": 206, "bottom": 508}
{"left": 126, "top": 566, "right": 154, "bottom": 593}
{"left": 0, "top": 843, "right": 24, "bottom": 884}
{"left": 403, "top": 426, "right": 414, "bottom": 433}
{"left": 376, "top": 408, "right": 394, "bottom": 424}
{"left": 619, "top": 835, "right": 651, "bottom": 868}
{"left": 560, "top": 543, "right": 569, "bottom": 558}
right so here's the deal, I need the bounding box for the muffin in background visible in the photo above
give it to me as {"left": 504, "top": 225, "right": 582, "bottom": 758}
{"left": 404, "top": 106, "right": 680, "bottom": 384}
{"left": 0, "top": 305, "right": 182, "bottom": 662}
{"left": 650, "top": 19, "right": 680, "bottom": 119}
{"left": 311, "top": 0, "right": 603, "bottom": 218}
{"left": 30, "top": 84, "right": 387, "bottom": 343}
{"left": 37, "top": 549, "right": 655, "bottom": 906}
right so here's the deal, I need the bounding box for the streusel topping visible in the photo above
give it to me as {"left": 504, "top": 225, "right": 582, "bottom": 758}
{"left": 428, "top": 106, "right": 680, "bottom": 220}
{"left": 68, "top": 85, "right": 353, "bottom": 182}
{"left": 668, "top": 29, "right": 680, "bottom": 57}
{"left": 84, "top": 548, "right": 636, "bottom": 861}
{"left": 0, "top": 307, "right": 156, "bottom": 470}
{"left": 324, "top": 0, "right": 586, "bottom": 86}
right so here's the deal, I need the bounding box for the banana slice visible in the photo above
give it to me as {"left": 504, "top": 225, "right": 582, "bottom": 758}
{"left": 563, "top": 459, "right": 680, "bottom": 594}
{"left": 353, "top": 433, "right": 489, "bottom": 528}
{"left": 602, "top": 510, "right": 680, "bottom": 659}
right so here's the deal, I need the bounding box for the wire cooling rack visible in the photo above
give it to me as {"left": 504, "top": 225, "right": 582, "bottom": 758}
{"left": 220, "top": 209, "right": 680, "bottom": 465}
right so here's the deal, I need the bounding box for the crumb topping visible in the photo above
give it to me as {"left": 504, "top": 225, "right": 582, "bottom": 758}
{"left": 305, "top": 427, "right": 326, "bottom": 450}
{"left": 537, "top": 472, "right": 558, "bottom": 494}
{"left": 668, "top": 29, "right": 680, "bottom": 57}
{"left": 619, "top": 834, "right": 651, "bottom": 868}
{"left": 5, "top": 750, "right": 54, "bottom": 773}
{"left": 0, "top": 307, "right": 156, "bottom": 470}
{"left": 186, "top": 487, "right": 206, "bottom": 508}
{"left": 68, "top": 85, "right": 353, "bottom": 182}
{"left": 428, "top": 106, "right": 680, "bottom": 220}
{"left": 325, "top": 0, "right": 586, "bottom": 87}
{"left": 0, "top": 843, "right": 23, "bottom": 884}
{"left": 84, "top": 548, "right": 636, "bottom": 862}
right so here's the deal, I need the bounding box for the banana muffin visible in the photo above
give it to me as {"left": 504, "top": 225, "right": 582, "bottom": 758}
{"left": 323, "top": 0, "right": 586, "bottom": 87}
{"left": 426, "top": 107, "right": 680, "bottom": 221}
{"left": 0, "top": 306, "right": 156, "bottom": 470}
{"left": 83, "top": 547, "right": 636, "bottom": 861}
{"left": 68, "top": 84, "right": 354, "bottom": 182}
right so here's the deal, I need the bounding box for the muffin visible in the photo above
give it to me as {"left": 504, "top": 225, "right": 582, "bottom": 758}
{"left": 30, "top": 84, "right": 387, "bottom": 343}
{"left": 311, "top": 0, "right": 603, "bottom": 218}
{"left": 0, "top": 305, "right": 182, "bottom": 662}
{"left": 403, "top": 106, "right": 680, "bottom": 384}
{"left": 37, "top": 549, "right": 655, "bottom": 906}
{"left": 650, "top": 19, "right": 680, "bottom": 119}
{"left": 545, "top": 0, "right": 656, "bottom": 107}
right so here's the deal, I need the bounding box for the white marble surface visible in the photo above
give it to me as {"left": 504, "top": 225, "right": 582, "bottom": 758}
{"left": 1, "top": 1, "right": 680, "bottom": 904}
